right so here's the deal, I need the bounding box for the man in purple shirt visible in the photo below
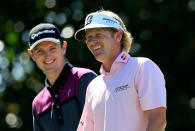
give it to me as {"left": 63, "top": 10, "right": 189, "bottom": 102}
{"left": 27, "top": 23, "right": 96, "bottom": 131}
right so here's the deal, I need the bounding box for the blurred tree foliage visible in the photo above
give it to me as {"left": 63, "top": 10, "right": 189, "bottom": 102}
{"left": 0, "top": 0, "right": 194, "bottom": 130}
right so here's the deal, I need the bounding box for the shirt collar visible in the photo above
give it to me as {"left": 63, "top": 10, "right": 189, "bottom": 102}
{"left": 45, "top": 78, "right": 51, "bottom": 88}
{"left": 45, "top": 62, "right": 73, "bottom": 93}
{"left": 99, "top": 51, "right": 130, "bottom": 76}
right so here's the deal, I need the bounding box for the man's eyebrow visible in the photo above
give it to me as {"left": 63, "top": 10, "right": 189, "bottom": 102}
{"left": 33, "top": 48, "right": 39, "bottom": 51}
{"left": 86, "top": 31, "right": 103, "bottom": 38}
{"left": 50, "top": 44, "right": 58, "bottom": 48}
{"left": 34, "top": 43, "right": 58, "bottom": 50}
{"left": 33, "top": 46, "right": 43, "bottom": 51}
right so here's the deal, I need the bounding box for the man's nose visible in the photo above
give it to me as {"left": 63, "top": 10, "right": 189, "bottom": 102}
{"left": 86, "top": 40, "right": 99, "bottom": 49}
{"left": 87, "top": 36, "right": 100, "bottom": 43}
{"left": 86, "top": 37, "right": 100, "bottom": 46}
{"left": 44, "top": 51, "right": 51, "bottom": 57}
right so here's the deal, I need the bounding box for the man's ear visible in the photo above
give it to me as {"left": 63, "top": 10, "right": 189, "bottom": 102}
{"left": 62, "top": 41, "right": 67, "bottom": 54}
{"left": 27, "top": 49, "right": 34, "bottom": 60}
{"left": 115, "top": 30, "right": 123, "bottom": 42}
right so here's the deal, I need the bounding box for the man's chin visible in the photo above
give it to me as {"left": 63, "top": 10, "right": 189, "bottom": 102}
{"left": 43, "top": 68, "right": 57, "bottom": 74}
{"left": 94, "top": 55, "right": 104, "bottom": 63}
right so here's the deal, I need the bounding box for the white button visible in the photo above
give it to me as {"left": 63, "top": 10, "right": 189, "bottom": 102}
{"left": 55, "top": 94, "right": 59, "bottom": 98}
{"left": 56, "top": 105, "right": 60, "bottom": 109}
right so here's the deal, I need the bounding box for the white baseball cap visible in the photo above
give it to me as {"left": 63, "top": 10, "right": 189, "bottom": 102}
{"left": 74, "top": 13, "right": 124, "bottom": 41}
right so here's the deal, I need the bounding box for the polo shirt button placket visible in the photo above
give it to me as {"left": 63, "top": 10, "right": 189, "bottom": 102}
{"left": 56, "top": 104, "right": 60, "bottom": 109}
{"left": 55, "top": 94, "right": 59, "bottom": 98}
{"left": 58, "top": 115, "right": 62, "bottom": 119}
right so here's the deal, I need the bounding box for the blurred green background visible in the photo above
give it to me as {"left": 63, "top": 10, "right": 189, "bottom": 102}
{"left": 0, "top": 0, "right": 194, "bottom": 130}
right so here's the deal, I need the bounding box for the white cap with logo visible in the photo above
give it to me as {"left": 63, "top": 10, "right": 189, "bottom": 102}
{"left": 75, "top": 13, "right": 124, "bottom": 41}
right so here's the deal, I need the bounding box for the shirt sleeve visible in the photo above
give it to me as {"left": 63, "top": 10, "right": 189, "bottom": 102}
{"left": 32, "top": 109, "right": 44, "bottom": 131}
{"left": 135, "top": 59, "right": 166, "bottom": 111}
{"left": 78, "top": 72, "right": 97, "bottom": 111}
{"left": 77, "top": 86, "right": 94, "bottom": 131}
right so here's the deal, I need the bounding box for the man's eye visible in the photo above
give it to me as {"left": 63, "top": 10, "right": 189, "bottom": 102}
{"left": 50, "top": 48, "right": 57, "bottom": 51}
{"left": 96, "top": 35, "right": 102, "bottom": 38}
{"left": 36, "top": 50, "right": 43, "bottom": 54}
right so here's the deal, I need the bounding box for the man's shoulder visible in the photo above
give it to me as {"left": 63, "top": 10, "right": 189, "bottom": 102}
{"left": 131, "top": 57, "right": 160, "bottom": 69}
{"left": 87, "top": 75, "right": 103, "bottom": 86}
{"left": 32, "top": 87, "right": 51, "bottom": 114}
{"left": 130, "top": 56, "right": 150, "bottom": 64}
{"left": 71, "top": 67, "right": 95, "bottom": 78}
{"left": 32, "top": 87, "right": 47, "bottom": 103}
{"left": 127, "top": 56, "right": 156, "bottom": 69}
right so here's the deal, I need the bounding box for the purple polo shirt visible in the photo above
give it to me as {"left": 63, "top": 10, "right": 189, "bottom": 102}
{"left": 32, "top": 63, "right": 97, "bottom": 131}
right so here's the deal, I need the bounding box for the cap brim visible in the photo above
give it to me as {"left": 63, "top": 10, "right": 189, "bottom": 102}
{"left": 75, "top": 24, "right": 116, "bottom": 41}
{"left": 29, "top": 38, "right": 61, "bottom": 50}
{"left": 74, "top": 28, "right": 86, "bottom": 41}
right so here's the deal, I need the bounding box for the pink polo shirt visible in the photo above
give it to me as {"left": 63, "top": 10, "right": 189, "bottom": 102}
{"left": 77, "top": 52, "right": 166, "bottom": 131}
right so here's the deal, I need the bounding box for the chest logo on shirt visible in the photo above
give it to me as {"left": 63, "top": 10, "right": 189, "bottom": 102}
{"left": 121, "top": 53, "right": 127, "bottom": 60}
{"left": 67, "top": 89, "right": 72, "bottom": 97}
{"left": 114, "top": 84, "right": 130, "bottom": 92}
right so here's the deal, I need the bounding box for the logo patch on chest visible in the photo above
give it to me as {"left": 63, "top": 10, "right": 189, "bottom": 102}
{"left": 114, "top": 84, "right": 130, "bottom": 92}
{"left": 67, "top": 89, "right": 72, "bottom": 97}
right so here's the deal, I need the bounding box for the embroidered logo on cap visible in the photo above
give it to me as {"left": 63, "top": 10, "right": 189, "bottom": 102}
{"left": 31, "top": 29, "right": 56, "bottom": 40}
{"left": 121, "top": 53, "right": 127, "bottom": 60}
{"left": 85, "top": 15, "right": 93, "bottom": 26}
{"left": 102, "top": 18, "right": 117, "bottom": 24}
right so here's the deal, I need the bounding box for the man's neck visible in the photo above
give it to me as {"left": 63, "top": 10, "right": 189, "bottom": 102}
{"left": 102, "top": 61, "right": 113, "bottom": 72}
{"left": 46, "top": 63, "right": 66, "bottom": 85}
{"left": 102, "top": 52, "right": 121, "bottom": 72}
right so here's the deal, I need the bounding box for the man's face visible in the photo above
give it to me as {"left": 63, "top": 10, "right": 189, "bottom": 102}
{"left": 85, "top": 28, "right": 121, "bottom": 63}
{"left": 31, "top": 41, "right": 66, "bottom": 75}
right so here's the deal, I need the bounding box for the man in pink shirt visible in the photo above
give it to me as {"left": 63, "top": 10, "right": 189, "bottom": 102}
{"left": 75, "top": 9, "right": 167, "bottom": 131}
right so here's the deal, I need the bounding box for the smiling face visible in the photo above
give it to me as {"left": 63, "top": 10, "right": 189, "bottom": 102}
{"left": 30, "top": 41, "right": 66, "bottom": 75}
{"left": 85, "top": 28, "right": 122, "bottom": 70}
